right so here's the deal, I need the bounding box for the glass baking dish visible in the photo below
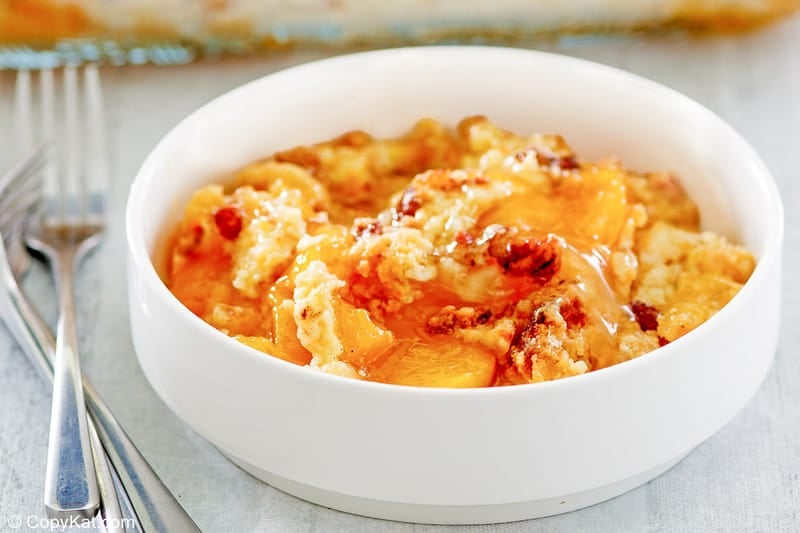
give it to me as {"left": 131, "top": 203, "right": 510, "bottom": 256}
{"left": 1, "top": 0, "right": 797, "bottom": 68}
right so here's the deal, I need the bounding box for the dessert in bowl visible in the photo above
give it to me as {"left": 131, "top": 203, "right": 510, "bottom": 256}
{"left": 126, "top": 47, "right": 782, "bottom": 523}
{"left": 165, "top": 116, "right": 756, "bottom": 388}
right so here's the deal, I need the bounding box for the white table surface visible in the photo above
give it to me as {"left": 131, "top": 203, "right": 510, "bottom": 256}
{"left": 0, "top": 15, "right": 798, "bottom": 533}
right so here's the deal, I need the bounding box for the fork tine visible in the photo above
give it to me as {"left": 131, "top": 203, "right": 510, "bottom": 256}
{"left": 0, "top": 143, "right": 46, "bottom": 196}
{"left": 13, "top": 69, "right": 34, "bottom": 154}
{"left": 62, "top": 65, "right": 82, "bottom": 225}
{"left": 0, "top": 173, "right": 42, "bottom": 228}
{"left": 83, "top": 64, "right": 107, "bottom": 223}
{"left": 39, "top": 68, "right": 58, "bottom": 219}
{"left": 0, "top": 70, "right": 11, "bottom": 167}
{"left": 34, "top": 68, "right": 63, "bottom": 227}
{"left": 0, "top": 145, "right": 46, "bottom": 233}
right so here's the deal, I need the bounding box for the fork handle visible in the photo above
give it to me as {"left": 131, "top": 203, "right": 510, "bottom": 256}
{"left": 44, "top": 251, "right": 100, "bottom": 519}
{"left": 2, "top": 252, "right": 201, "bottom": 532}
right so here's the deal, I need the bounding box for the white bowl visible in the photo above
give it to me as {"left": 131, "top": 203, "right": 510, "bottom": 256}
{"left": 126, "top": 47, "right": 783, "bottom": 524}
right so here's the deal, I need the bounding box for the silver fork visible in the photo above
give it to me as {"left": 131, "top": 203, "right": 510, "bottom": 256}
{"left": 1, "top": 150, "right": 203, "bottom": 533}
{"left": 18, "top": 65, "right": 105, "bottom": 520}
{"left": 11, "top": 68, "right": 201, "bottom": 533}
{"left": 0, "top": 147, "right": 127, "bottom": 532}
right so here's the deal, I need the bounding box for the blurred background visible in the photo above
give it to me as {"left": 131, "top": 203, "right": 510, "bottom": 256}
{"left": 1, "top": 0, "right": 799, "bottom": 67}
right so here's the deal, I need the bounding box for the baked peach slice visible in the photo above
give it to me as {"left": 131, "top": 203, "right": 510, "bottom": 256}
{"left": 371, "top": 341, "right": 497, "bottom": 388}
{"left": 480, "top": 161, "right": 629, "bottom": 246}
{"left": 236, "top": 333, "right": 312, "bottom": 366}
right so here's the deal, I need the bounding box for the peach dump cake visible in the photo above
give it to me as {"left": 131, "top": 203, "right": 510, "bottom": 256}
{"left": 166, "top": 117, "right": 755, "bottom": 387}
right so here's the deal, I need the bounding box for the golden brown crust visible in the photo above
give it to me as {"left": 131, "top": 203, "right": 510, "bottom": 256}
{"left": 425, "top": 306, "right": 494, "bottom": 335}
{"left": 2, "top": 0, "right": 797, "bottom": 48}
{"left": 486, "top": 229, "right": 562, "bottom": 281}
